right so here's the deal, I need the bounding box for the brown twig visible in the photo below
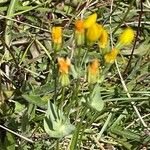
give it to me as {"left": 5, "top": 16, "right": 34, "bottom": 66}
{"left": 123, "top": 0, "right": 144, "bottom": 76}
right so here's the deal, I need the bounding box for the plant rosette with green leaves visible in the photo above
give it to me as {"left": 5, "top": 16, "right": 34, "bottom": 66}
{"left": 44, "top": 101, "right": 75, "bottom": 138}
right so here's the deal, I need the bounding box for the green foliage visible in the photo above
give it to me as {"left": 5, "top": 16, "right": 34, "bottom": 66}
{"left": 87, "top": 84, "right": 104, "bottom": 112}
{"left": 44, "top": 101, "right": 75, "bottom": 138}
{"left": 0, "top": 0, "right": 149, "bottom": 149}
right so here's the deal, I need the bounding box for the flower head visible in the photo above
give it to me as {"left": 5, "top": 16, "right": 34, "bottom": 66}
{"left": 118, "top": 27, "right": 134, "bottom": 46}
{"left": 88, "top": 59, "right": 100, "bottom": 84}
{"left": 75, "top": 20, "right": 84, "bottom": 33}
{"left": 58, "top": 57, "right": 71, "bottom": 86}
{"left": 52, "top": 26, "right": 62, "bottom": 44}
{"left": 98, "top": 28, "right": 108, "bottom": 48}
{"left": 84, "top": 13, "right": 97, "bottom": 28}
{"left": 58, "top": 57, "right": 71, "bottom": 74}
{"left": 86, "top": 23, "right": 102, "bottom": 42}
{"left": 104, "top": 48, "right": 119, "bottom": 64}
{"left": 75, "top": 20, "right": 85, "bottom": 45}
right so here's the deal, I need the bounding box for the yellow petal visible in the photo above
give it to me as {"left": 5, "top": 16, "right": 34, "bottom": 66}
{"left": 75, "top": 20, "right": 84, "bottom": 32}
{"left": 98, "top": 28, "right": 108, "bottom": 48}
{"left": 58, "top": 57, "right": 71, "bottom": 74}
{"left": 84, "top": 13, "right": 97, "bottom": 28}
{"left": 104, "top": 49, "right": 119, "bottom": 64}
{"left": 52, "top": 26, "right": 62, "bottom": 44}
{"left": 86, "top": 23, "right": 102, "bottom": 42}
{"left": 118, "top": 27, "right": 134, "bottom": 46}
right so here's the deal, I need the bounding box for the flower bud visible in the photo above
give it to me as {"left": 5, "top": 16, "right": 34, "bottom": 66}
{"left": 104, "top": 48, "right": 119, "bottom": 64}
{"left": 52, "top": 26, "right": 62, "bottom": 51}
{"left": 58, "top": 57, "right": 71, "bottom": 86}
{"left": 117, "top": 27, "right": 134, "bottom": 48}
{"left": 88, "top": 59, "right": 100, "bottom": 84}
{"left": 75, "top": 20, "right": 85, "bottom": 46}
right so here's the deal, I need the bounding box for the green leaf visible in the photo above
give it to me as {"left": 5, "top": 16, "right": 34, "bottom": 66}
{"left": 5, "top": 132, "right": 15, "bottom": 150}
{"left": 70, "top": 64, "right": 78, "bottom": 79}
{"left": 117, "top": 139, "right": 132, "bottom": 150}
{"left": 122, "top": 40, "right": 150, "bottom": 56}
{"left": 22, "top": 94, "right": 47, "bottom": 109}
{"left": 21, "top": 104, "right": 36, "bottom": 133}
{"left": 88, "top": 84, "right": 104, "bottom": 112}
{"left": 44, "top": 101, "right": 75, "bottom": 138}
{"left": 111, "top": 127, "right": 140, "bottom": 141}
{"left": 5, "top": 0, "right": 18, "bottom": 47}
{"left": 33, "top": 83, "right": 56, "bottom": 95}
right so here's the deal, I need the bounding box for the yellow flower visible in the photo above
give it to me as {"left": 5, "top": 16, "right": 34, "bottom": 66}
{"left": 75, "top": 20, "right": 85, "bottom": 45}
{"left": 52, "top": 26, "right": 62, "bottom": 44}
{"left": 58, "top": 57, "right": 71, "bottom": 86}
{"left": 75, "top": 20, "right": 84, "bottom": 33}
{"left": 118, "top": 27, "right": 134, "bottom": 46}
{"left": 104, "top": 48, "right": 119, "bottom": 64}
{"left": 58, "top": 57, "right": 71, "bottom": 74}
{"left": 84, "top": 13, "right": 97, "bottom": 28}
{"left": 88, "top": 59, "right": 100, "bottom": 84}
{"left": 86, "top": 23, "right": 102, "bottom": 42}
{"left": 98, "top": 28, "right": 108, "bottom": 48}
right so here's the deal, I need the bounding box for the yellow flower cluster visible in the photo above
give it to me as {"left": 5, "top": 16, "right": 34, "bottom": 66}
{"left": 57, "top": 57, "right": 100, "bottom": 85}
{"left": 84, "top": 13, "right": 108, "bottom": 48}
{"left": 104, "top": 27, "right": 134, "bottom": 64}
{"left": 74, "top": 13, "right": 108, "bottom": 48}
{"left": 51, "top": 13, "right": 135, "bottom": 86}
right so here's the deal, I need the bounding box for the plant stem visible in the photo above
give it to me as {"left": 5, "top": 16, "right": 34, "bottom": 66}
{"left": 59, "top": 86, "right": 65, "bottom": 110}
{"left": 56, "top": 139, "right": 59, "bottom": 150}
{"left": 69, "top": 107, "right": 87, "bottom": 150}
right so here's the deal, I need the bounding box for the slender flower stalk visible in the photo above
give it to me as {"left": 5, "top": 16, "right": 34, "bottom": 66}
{"left": 88, "top": 59, "right": 100, "bottom": 84}
{"left": 58, "top": 57, "right": 71, "bottom": 86}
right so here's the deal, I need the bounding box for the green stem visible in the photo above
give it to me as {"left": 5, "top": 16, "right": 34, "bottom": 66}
{"left": 5, "top": 0, "right": 18, "bottom": 46}
{"left": 66, "top": 79, "right": 80, "bottom": 116}
{"left": 53, "top": 48, "right": 58, "bottom": 102}
{"left": 69, "top": 107, "right": 87, "bottom": 150}
{"left": 19, "top": 40, "right": 34, "bottom": 65}
{"left": 56, "top": 139, "right": 59, "bottom": 150}
{"left": 97, "top": 113, "right": 113, "bottom": 140}
{"left": 77, "top": 47, "right": 81, "bottom": 66}
{"left": 98, "top": 64, "right": 111, "bottom": 84}
{"left": 59, "top": 86, "right": 65, "bottom": 110}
